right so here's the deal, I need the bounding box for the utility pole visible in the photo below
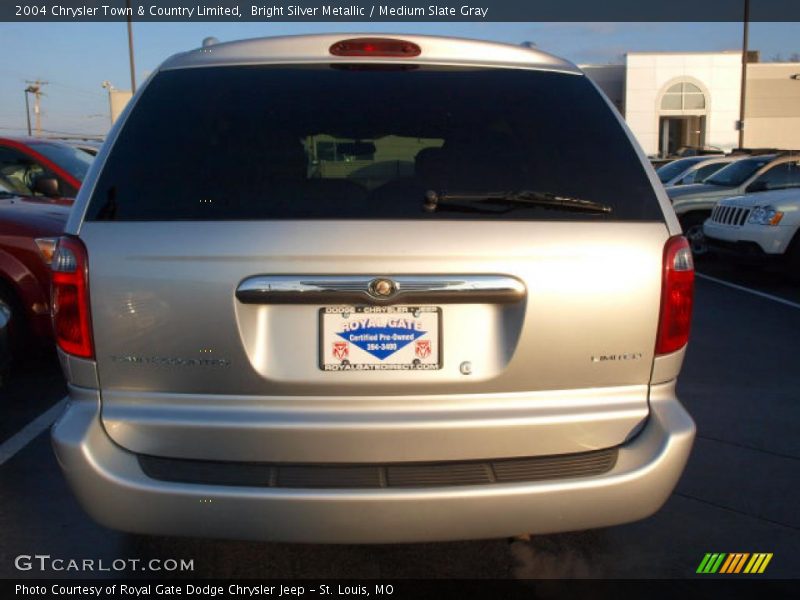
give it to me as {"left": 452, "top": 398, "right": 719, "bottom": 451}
{"left": 24, "top": 80, "right": 47, "bottom": 137}
{"left": 23, "top": 89, "right": 32, "bottom": 136}
{"left": 738, "top": 0, "right": 750, "bottom": 149}
{"left": 126, "top": 0, "right": 136, "bottom": 93}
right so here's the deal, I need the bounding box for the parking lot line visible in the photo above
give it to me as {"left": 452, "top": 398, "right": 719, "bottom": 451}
{"left": 0, "top": 398, "right": 66, "bottom": 466}
{"left": 696, "top": 273, "right": 800, "bottom": 310}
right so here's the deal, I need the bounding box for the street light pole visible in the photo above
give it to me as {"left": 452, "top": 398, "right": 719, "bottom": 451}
{"left": 23, "top": 90, "right": 31, "bottom": 136}
{"left": 738, "top": 0, "right": 750, "bottom": 149}
{"left": 126, "top": 0, "right": 136, "bottom": 93}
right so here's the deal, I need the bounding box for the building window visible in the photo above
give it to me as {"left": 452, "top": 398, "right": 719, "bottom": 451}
{"left": 661, "top": 82, "right": 706, "bottom": 111}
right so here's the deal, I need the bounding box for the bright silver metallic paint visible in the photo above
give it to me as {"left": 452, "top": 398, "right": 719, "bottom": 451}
{"left": 52, "top": 381, "right": 694, "bottom": 543}
{"left": 81, "top": 220, "right": 668, "bottom": 462}
{"left": 53, "top": 33, "right": 695, "bottom": 542}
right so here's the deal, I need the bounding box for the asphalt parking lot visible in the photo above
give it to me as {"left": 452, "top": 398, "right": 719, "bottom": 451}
{"left": 1, "top": 261, "right": 798, "bottom": 580}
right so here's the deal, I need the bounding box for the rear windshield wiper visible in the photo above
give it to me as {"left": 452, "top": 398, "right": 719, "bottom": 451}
{"left": 423, "top": 190, "right": 613, "bottom": 215}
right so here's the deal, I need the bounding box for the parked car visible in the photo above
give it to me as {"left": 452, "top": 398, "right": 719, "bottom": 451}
{"left": 673, "top": 145, "right": 724, "bottom": 157}
{"left": 0, "top": 177, "right": 70, "bottom": 369}
{"left": 649, "top": 146, "right": 725, "bottom": 169}
{"left": 62, "top": 139, "right": 103, "bottom": 157}
{"left": 649, "top": 156, "right": 674, "bottom": 169}
{"left": 656, "top": 155, "right": 736, "bottom": 187}
{"left": 667, "top": 153, "right": 800, "bottom": 254}
{"left": 52, "top": 34, "right": 695, "bottom": 543}
{"left": 0, "top": 137, "right": 87, "bottom": 372}
{"left": 0, "top": 136, "right": 92, "bottom": 200}
{"left": 704, "top": 187, "right": 800, "bottom": 278}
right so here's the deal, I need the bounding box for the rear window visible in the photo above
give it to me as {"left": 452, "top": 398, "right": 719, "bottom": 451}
{"left": 86, "top": 65, "right": 662, "bottom": 222}
{"left": 705, "top": 156, "right": 774, "bottom": 187}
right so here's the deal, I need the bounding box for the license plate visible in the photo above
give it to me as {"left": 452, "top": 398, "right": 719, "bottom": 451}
{"left": 320, "top": 306, "right": 441, "bottom": 371}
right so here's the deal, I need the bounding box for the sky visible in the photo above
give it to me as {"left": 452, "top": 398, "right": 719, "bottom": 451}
{"left": 0, "top": 21, "right": 799, "bottom": 137}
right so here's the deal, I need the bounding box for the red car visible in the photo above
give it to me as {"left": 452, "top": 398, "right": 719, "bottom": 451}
{"left": 0, "top": 136, "right": 92, "bottom": 201}
{"left": 0, "top": 139, "right": 89, "bottom": 370}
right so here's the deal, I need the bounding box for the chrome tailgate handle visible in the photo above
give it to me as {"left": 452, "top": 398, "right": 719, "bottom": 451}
{"left": 235, "top": 275, "right": 526, "bottom": 305}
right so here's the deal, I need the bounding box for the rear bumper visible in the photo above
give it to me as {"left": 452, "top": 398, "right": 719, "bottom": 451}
{"left": 51, "top": 382, "right": 695, "bottom": 543}
{"left": 704, "top": 238, "right": 775, "bottom": 263}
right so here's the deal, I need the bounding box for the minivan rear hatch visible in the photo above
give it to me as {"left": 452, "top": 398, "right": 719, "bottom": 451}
{"left": 77, "top": 60, "right": 670, "bottom": 463}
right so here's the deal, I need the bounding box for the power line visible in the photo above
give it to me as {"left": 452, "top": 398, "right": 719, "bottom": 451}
{"left": 39, "top": 110, "right": 107, "bottom": 118}
{"left": 0, "top": 68, "right": 106, "bottom": 106}
{"left": 48, "top": 81, "right": 105, "bottom": 99}
{"left": 0, "top": 126, "right": 106, "bottom": 137}
{"left": 0, "top": 68, "right": 107, "bottom": 99}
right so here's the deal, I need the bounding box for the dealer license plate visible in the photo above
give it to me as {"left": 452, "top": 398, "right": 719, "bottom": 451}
{"left": 320, "top": 306, "right": 441, "bottom": 371}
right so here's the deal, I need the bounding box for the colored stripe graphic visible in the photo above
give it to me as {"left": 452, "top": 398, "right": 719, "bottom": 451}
{"left": 758, "top": 554, "right": 773, "bottom": 573}
{"left": 720, "top": 553, "right": 749, "bottom": 573}
{"left": 697, "top": 553, "right": 727, "bottom": 573}
{"left": 710, "top": 553, "right": 726, "bottom": 573}
{"left": 744, "top": 553, "right": 773, "bottom": 574}
{"left": 734, "top": 553, "right": 750, "bottom": 573}
{"left": 696, "top": 553, "right": 713, "bottom": 573}
{"left": 719, "top": 554, "right": 735, "bottom": 573}
{"left": 700, "top": 552, "right": 773, "bottom": 574}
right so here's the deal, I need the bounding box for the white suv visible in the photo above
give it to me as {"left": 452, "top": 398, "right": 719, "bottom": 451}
{"left": 667, "top": 154, "right": 800, "bottom": 254}
{"left": 704, "top": 187, "right": 800, "bottom": 277}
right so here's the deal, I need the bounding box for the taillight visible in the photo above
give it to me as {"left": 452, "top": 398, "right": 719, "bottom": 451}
{"left": 330, "top": 38, "right": 421, "bottom": 57}
{"left": 51, "top": 236, "right": 93, "bottom": 358}
{"left": 656, "top": 235, "right": 695, "bottom": 355}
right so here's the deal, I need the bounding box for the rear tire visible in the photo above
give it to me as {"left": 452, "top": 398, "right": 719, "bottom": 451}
{"left": 0, "top": 299, "right": 10, "bottom": 386}
{"left": 679, "top": 212, "right": 711, "bottom": 258}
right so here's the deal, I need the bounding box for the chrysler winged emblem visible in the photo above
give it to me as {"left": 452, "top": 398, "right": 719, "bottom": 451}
{"left": 369, "top": 278, "right": 396, "bottom": 298}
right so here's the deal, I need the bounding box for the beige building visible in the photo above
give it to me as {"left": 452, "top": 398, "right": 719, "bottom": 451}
{"left": 107, "top": 89, "right": 133, "bottom": 123}
{"left": 744, "top": 63, "right": 800, "bottom": 148}
{"left": 583, "top": 51, "right": 800, "bottom": 156}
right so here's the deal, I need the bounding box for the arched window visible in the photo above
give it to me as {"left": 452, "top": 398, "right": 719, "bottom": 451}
{"left": 661, "top": 82, "right": 706, "bottom": 110}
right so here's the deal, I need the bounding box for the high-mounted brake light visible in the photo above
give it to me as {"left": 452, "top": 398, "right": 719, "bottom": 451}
{"left": 51, "top": 236, "right": 94, "bottom": 359}
{"left": 330, "top": 38, "right": 421, "bottom": 58}
{"left": 656, "top": 235, "right": 695, "bottom": 356}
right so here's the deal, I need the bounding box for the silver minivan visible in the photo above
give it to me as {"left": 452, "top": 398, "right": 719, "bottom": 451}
{"left": 51, "top": 34, "right": 696, "bottom": 543}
